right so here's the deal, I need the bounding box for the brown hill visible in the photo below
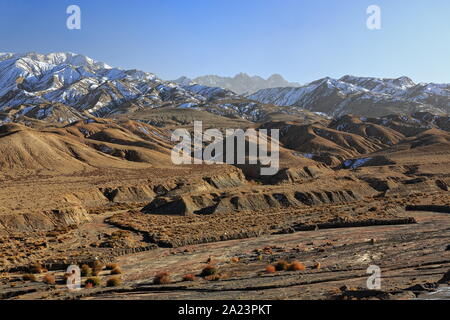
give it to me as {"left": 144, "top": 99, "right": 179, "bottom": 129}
{"left": 0, "top": 119, "right": 176, "bottom": 178}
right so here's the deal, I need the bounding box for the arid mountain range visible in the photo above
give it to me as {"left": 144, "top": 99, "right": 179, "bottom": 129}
{"left": 1, "top": 52, "right": 449, "bottom": 127}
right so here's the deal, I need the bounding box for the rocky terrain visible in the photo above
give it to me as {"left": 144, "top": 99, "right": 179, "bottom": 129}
{"left": 0, "top": 52, "right": 449, "bottom": 300}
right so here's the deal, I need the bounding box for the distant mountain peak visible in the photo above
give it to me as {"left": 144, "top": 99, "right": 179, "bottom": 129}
{"left": 248, "top": 75, "right": 450, "bottom": 118}
{"left": 184, "top": 73, "right": 300, "bottom": 95}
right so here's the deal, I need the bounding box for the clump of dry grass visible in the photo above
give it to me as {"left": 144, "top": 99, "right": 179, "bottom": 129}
{"left": 85, "top": 277, "right": 101, "bottom": 288}
{"left": 111, "top": 266, "right": 122, "bottom": 275}
{"left": 81, "top": 264, "right": 92, "bottom": 277}
{"left": 288, "top": 261, "right": 306, "bottom": 271}
{"left": 43, "top": 274, "right": 56, "bottom": 285}
{"left": 265, "top": 265, "right": 276, "bottom": 273}
{"left": 106, "top": 263, "right": 119, "bottom": 270}
{"left": 314, "top": 262, "right": 321, "bottom": 270}
{"left": 205, "top": 274, "right": 222, "bottom": 281}
{"left": 22, "top": 274, "right": 37, "bottom": 282}
{"left": 274, "top": 260, "right": 289, "bottom": 271}
{"left": 106, "top": 277, "right": 122, "bottom": 287}
{"left": 182, "top": 273, "right": 197, "bottom": 282}
{"left": 29, "top": 262, "right": 45, "bottom": 274}
{"left": 200, "top": 265, "right": 218, "bottom": 277}
{"left": 91, "top": 261, "right": 104, "bottom": 276}
{"left": 153, "top": 272, "right": 171, "bottom": 285}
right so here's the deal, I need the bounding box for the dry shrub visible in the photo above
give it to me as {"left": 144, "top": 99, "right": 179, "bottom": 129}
{"left": 274, "top": 260, "right": 289, "bottom": 271}
{"left": 200, "top": 265, "right": 218, "bottom": 277}
{"left": 29, "top": 263, "right": 44, "bottom": 274}
{"left": 92, "top": 261, "right": 104, "bottom": 275}
{"left": 265, "top": 265, "right": 276, "bottom": 273}
{"left": 182, "top": 273, "right": 197, "bottom": 282}
{"left": 106, "top": 277, "right": 122, "bottom": 287}
{"left": 92, "top": 260, "right": 104, "bottom": 269}
{"left": 111, "top": 267, "right": 122, "bottom": 275}
{"left": 43, "top": 274, "right": 56, "bottom": 285}
{"left": 81, "top": 264, "right": 92, "bottom": 277}
{"left": 288, "top": 261, "right": 306, "bottom": 271}
{"left": 92, "top": 269, "right": 101, "bottom": 276}
{"left": 153, "top": 272, "right": 171, "bottom": 285}
{"left": 205, "top": 274, "right": 222, "bottom": 281}
{"left": 85, "top": 277, "right": 101, "bottom": 288}
{"left": 22, "top": 274, "right": 37, "bottom": 282}
{"left": 106, "top": 263, "right": 119, "bottom": 270}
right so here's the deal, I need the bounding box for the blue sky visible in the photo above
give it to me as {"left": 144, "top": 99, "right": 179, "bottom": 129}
{"left": 1, "top": 0, "right": 449, "bottom": 83}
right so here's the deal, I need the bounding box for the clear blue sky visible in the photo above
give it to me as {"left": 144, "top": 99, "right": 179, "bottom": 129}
{"left": 1, "top": 0, "right": 449, "bottom": 83}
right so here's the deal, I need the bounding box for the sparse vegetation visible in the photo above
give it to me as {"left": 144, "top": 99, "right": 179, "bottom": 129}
{"left": 106, "top": 277, "right": 122, "bottom": 287}
{"left": 288, "top": 261, "right": 306, "bottom": 271}
{"left": 106, "top": 263, "right": 119, "bottom": 270}
{"left": 200, "top": 265, "right": 218, "bottom": 277}
{"left": 314, "top": 262, "right": 322, "bottom": 270}
{"left": 43, "top": 274, "right": 56, "bottom": 285}
{"left": 205, "top": 274, "right": 222, "bottom": 281}
{"left": 153, "top": 272, "right": 171, "bottom": 285}
{"left": 91, "top": 261, "right": 104, "bottom": 276}
{"left": 111, "top": 266, "right": 122, "bottom": 275}
{"left": 182, "top": 273, "right": 197, "bottom": 282}
{"left": 81, "top": 264, "right": 93, "bottom": 277}
{"left": 274, "top": 260, "right": 289, "bottom": 271}
{"left": 85, "top": 277, "right": 101, "bottom": 288}
{"left": 265, "top": 265, "right": 276, "bottom": 273}
{"left": 29, "top": 262, "right": 44, "bottom": 274}
{"left": 22, "top": 274, "right": 37, "bottom": 282}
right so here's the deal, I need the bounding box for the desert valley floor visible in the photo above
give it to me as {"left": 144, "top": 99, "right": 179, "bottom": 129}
{"left": 0, "top": 112, "right": 450, "bottom": 300}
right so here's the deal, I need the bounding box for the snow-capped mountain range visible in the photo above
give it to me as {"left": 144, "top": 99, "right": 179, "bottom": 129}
{"left": 248, "top": 76, "right": 450, "bottom": 117}
{"left": 173, "top": 73, "right": 301, "bottom": 95}
{"left": 0, "top": 52, "right": 448, "bottom": 124}
{"left": 0, "top": 52, "right": 235, "bottom": 122}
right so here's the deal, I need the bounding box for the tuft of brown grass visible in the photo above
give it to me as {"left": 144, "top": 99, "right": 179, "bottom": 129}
{"left": 22, "top": 274, "right": 37, "bottom": 282}
{"left": 106, "top": 277, "right": 122, "bottom": 287}
{"left": 111, "top": 266, "right": 122, "bottom": 275}
{"left": 106, "top": 263, "right": 119, "bottom": 270}
{"left": 265, "top": 265, "right": 276, "bottom": 273}
{"left": 81, "top": 264, "right": 92, "bottom": 277}
{"left": 314, "top": 262, "right": 322, "bottom": 270}
{"left": 153, "top": 272, "right": 171, "bottom": 285}
{"left": 43, "top": 274, "right": 56, "bottom": 285}
{"left": 200, "top": 265, "right": 218, "bottom": 277}
{"left": 182, "top": 273, "right": 197, "bottom": 282}
{"left": 288, "top": 261, "right": 306, "bottom": 271}
{"left": 29, "top": 263, "right": 44, "bottom": 274}
{"left": 91, "top": 261, "right": 104, "bottom": 276}
{"left": 274, "top": 260, "right": 289, "bottom": 271}
{"left": 205, "top": 274, "right": 222, "bottom": 281}
{"left": 85, "top": 277, "right": 101, "bottom": 288}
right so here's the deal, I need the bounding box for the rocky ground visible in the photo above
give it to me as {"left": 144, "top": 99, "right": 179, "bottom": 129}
{"left": 0, "top": 208, "right": 448, "bottom": 300}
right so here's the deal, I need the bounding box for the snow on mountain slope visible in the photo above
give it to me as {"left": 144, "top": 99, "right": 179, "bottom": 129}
{"left": 0, "top": 52, "right": 211, "bottom": 122}
{"left": 248, "top": 76, "right": 449, "bottom": 117}
{"left": 0, "top": 52, "right": 316, "bottom": 123}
